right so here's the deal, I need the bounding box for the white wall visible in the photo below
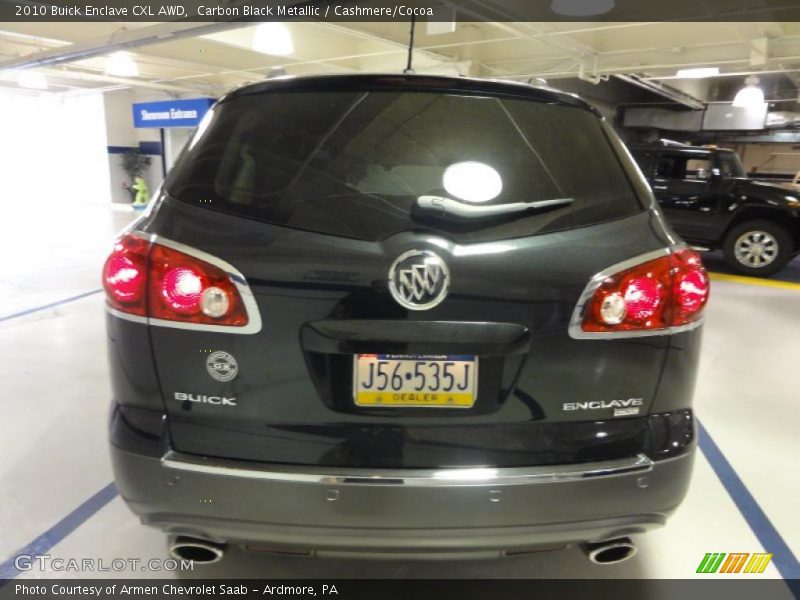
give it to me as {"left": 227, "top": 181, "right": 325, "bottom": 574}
{"left": 103, "top": 89, "right": 165, "bottom": 204}
{"left": 164, "top": 127, "right": 194, "bottom": 171}
{"left": 0, "top": 90, "right": 110, "bottom": 205}
{"left": 734, "top": 142, "right": 800, "bottom": 176}
{"left": 103, "top": 89, "right": 138, "bottom": 147}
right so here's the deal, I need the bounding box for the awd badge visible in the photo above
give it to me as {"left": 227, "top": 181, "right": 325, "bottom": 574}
{"left": 206, "top": 350, "right": 238, "bottom": 382}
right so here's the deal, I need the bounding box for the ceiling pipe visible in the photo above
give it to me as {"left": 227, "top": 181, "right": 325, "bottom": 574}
{"left": 502, "top": 58, "right": 758, "bottom": 81}
{"left": 578, "top": 62, "right": 607, "bottom": 84}
{"left": 614, "top": 73, "right": 706, "bottom": 109}
{"left": 0, "top": 22, "right": 249, "bottom": 73}
{"left": 38, "top": 66, "right": 213, "bottom": 94}
{"left": 489, "top": 20, "right": 599, "bottom": 64}
{"left": 318, "top": 23, "right": 456, "bottom": 70}
{"left": 516, "top": 52, "right": 800, "bottom": 80}
{"left": 646, "top": 67, "right": 800, "bottom": 80}
{"left": 0, "top": 34, "right": 257, "bottom": 91}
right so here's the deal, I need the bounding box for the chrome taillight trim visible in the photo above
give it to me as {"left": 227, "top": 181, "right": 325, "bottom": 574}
{"left": 161, "top": 450, "right": 654, "bottom": 486}
{"left": 567, "top": 244, "right": 704, "bottom": 340}
{"left": 106, "top": 307, "right": 148, "bottom": 325}
{"left": 104, "top": 233, "right": 262, "bottom": 335}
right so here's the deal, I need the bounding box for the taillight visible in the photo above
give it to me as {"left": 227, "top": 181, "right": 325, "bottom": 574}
{"left": 103, "top": 235, "right": 149, "bottom": 316}
{"left": 103, "top": 233, "right": 254, "bottom": 330}
{"left": 160, "top": 266, "right": 205, "bottom": 315}
{"left": 671, "top": 249, "right": 709, "bottom": 326}
{"left": 148, "top": 242, "right": 248, "bottom": 326}
{"left": 574, "top": 247, "right": 709, "bottom": 337}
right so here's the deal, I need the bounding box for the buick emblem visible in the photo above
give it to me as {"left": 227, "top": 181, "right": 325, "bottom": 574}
{"left": 388, "top": 249, "right": 450, "bottom": 310}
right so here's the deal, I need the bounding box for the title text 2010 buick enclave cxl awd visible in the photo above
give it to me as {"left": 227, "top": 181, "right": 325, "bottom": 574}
{"left": 104, "top": 74, "right": 708, "bottom": 565}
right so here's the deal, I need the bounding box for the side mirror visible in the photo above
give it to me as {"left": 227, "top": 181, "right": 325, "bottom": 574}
{"left": 709, "top": 168, "right": 722, "bottom": 183}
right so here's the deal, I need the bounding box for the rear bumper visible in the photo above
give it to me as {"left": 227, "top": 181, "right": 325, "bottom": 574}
{"left": 110, "top": 444, "right": 695, "bottom": 558}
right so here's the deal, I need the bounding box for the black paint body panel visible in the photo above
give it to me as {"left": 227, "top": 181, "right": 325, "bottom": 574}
{"left": 113, "top": 200, "right": 701, "bottom": 468}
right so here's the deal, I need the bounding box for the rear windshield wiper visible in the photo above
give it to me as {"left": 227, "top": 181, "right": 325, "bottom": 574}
{"left": 415, "top": 195, "right": 574, "bottom": 220}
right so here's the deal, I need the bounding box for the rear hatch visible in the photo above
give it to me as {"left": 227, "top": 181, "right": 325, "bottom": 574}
{"left": 145, "top": 76, "right": 672, "bottom": 468}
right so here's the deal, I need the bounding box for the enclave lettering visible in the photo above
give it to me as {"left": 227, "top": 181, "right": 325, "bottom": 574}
{"left": 562, "top": 398, "right": 645, "bottom": 411}
{"left": 84, "top": 5, "right": 129, "bottom": 16}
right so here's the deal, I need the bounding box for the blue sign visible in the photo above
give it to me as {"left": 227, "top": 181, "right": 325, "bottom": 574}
{"left": 132, "top": 97, "right": 215, "bottom": 129}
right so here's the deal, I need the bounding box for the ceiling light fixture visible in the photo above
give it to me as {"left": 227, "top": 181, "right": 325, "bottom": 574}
{"left": 252, "top": 23, "right": 294, "bottom": 56}
{"left": 676, "top": 67, "right": 720, "bottom": 79}
{"left": 17, "top": 70, "right": 48, "bottom": 90}
{"left": 105, "top": 52, "right": 139, "bottom": 77}
{"left": 732, "top": 75, "right": 765, "bottom": 109}
{"left": 550, "top": 0, "right": 614, "bottom": 16}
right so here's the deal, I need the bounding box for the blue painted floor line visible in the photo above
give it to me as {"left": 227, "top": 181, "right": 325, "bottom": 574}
{"left": 0, "top": 483, "right": 118, "bottom": 580}
{"left": 0, "top": 289, "right": 103, "bottom": 324}
{"left": 698, "top": 421, "right": 800, "bottom": 581}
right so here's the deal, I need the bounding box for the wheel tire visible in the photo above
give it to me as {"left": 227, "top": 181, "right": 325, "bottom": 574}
{"left": 722, "top": 220, "right": 793, "bottom": 277}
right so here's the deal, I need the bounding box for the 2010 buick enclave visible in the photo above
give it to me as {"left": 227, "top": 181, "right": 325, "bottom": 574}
{"left": 104, "top": 74, "right": 708, "bottom": 564}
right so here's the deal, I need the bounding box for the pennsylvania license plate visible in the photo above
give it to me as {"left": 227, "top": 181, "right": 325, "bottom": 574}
{"left": 353, "top": 354, "right": 478, "bottom": 408}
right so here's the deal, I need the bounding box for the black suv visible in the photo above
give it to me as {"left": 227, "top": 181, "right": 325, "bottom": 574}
{"left": 104, "top": 75, "right": 707, "bottom": 564}
{"left": 631, "top": 141, "right": 800, "bottom": 276}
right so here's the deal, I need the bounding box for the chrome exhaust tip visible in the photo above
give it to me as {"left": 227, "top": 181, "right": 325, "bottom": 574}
{"left": 580, "top": 537, "right": 637, "bottom": 565}
{"left": 168, "top": 535, "right": 226, "bottom": 564}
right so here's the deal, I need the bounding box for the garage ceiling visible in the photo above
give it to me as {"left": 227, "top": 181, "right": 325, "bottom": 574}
{"left": 3, "top": 20, "right": 800, "bottom": 104}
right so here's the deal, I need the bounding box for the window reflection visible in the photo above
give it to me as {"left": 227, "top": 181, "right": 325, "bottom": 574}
{"left": 442, "top": 161, "right": 503, "bottom": 203}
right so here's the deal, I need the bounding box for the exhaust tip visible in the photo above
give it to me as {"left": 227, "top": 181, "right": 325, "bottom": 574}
{"left": 169, "top": 536, "right": 225, "bottom": 564}
{"left": 581, "top": 537, "right": 637, "bottom": 565}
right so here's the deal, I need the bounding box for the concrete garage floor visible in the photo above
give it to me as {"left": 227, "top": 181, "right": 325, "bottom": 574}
{"left": 0, "top": 201, "right": 798, "bottom": 581}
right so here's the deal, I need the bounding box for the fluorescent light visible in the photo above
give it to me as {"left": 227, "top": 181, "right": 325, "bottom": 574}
{"left": 550, "top": 0, "right": 614, "bottom": 16}
{"left": 17, "top": 71, "right": 48, "bottom": 90}
{"left": 733, "top": 86, "right": 765, "bottom": 108}
{"left": 252, "top": 23, "right": 294, "bottom": 56}
{"left": 105, "top": 52, "right": 139, "bottom": 77}
{"left": 733, "top": 75, "right": 765, "bottom": 109}
{"left": 676, "top": 67, "right": 720, "bottom": 79}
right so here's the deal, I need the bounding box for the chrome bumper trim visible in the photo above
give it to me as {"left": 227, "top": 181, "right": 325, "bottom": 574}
{"left": 161, "top": 451, "right": 654, "bottom": 487}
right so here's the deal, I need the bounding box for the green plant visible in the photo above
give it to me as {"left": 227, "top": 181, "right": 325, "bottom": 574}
{"left": 121, "top": 148, "right": 152, "bottom": 182}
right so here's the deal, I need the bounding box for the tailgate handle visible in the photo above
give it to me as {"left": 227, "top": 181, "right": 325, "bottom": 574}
{"left": 301, "top": 320, "right": 530, "bottom": 355}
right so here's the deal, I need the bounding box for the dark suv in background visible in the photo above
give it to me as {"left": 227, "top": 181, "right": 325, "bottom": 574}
{"left": 104, "top": 75, "right": 708, "bottom": 565}
{"left": 632, "top": 141, "right": 800, "bottom": 276}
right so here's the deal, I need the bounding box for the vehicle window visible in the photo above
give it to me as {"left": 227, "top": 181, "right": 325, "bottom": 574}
{"left": 715, "top": 152, "right": 745, "bottom": 178}
{"left": 167, "top": 90, "right": 645, "bottom": 243}
{"left": 656, "top": 155, "right": 682, "bottom": 179}
{"left": 631, "top": 150, "right": 654, "bottom": 177}
{"left": 657, "top": 154, "right": 711, "bottom": 181}
{"left": 685, "top": 158, "right": 712, "bottom": 180}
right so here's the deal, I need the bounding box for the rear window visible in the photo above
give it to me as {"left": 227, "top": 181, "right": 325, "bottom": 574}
{"left": 166, "top": 90, "right": 645, "bottom": 243}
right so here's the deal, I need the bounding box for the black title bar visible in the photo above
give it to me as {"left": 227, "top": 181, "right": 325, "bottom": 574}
{"left": 5, "top": 0, "right": 800, "bottom": 22}
{"left": 1, "top": 579, "right": 799, "bottom": 600}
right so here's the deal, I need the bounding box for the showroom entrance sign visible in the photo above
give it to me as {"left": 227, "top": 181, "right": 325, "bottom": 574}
{"left": 132, "top": 98, "right": 215, "bottom": 128}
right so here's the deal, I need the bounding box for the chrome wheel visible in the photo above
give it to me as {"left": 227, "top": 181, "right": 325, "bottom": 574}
{"left": 734, "top": 230, "right": 779, "bottom": 268}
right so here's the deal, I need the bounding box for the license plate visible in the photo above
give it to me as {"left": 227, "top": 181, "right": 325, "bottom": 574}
{"left": 353, "top": 354, "right": 478, "bottom": 408}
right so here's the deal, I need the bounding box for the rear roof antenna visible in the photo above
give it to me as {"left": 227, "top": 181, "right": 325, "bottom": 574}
{"left": 403, "top": 15, "right": 417, "bottom": 74}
